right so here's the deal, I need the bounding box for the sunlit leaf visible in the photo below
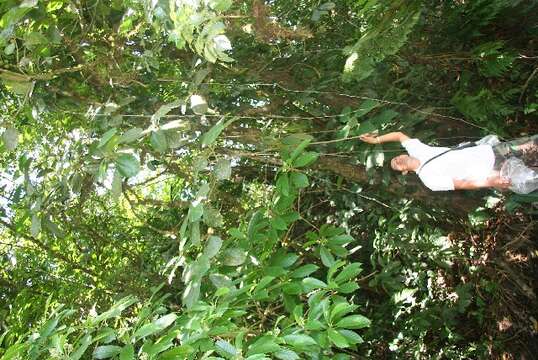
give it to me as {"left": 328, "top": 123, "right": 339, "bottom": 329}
{"left": 115, "top": 154, "right": 140, "bottom": 178}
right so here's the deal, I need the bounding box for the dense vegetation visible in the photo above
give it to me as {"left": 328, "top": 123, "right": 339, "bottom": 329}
{"left": 1, "top": 0, "right": 537, "bottom": 359}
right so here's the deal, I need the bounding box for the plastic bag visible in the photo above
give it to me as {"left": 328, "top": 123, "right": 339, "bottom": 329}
{"left": 476, "top": 134, "right": 501, "bottom": 146}
{"left": 500, "top": 157, "right": 538, "bottom": 194}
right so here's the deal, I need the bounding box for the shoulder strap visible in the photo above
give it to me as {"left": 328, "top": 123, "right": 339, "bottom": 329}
{"left": 417, "top": 141, "right": 476, "bottom": 174}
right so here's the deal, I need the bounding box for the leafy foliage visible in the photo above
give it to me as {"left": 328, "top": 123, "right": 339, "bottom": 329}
{"left": 1, "top": 0, "right": 537, "bottom": 359}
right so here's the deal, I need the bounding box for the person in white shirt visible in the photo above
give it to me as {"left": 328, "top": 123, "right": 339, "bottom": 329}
{"left": 359, "top": 132, "right": 538, "bottom": 191}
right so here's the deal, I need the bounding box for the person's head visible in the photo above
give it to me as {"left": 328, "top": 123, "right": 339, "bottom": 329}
{"left": 390, "top": 154, "right": 418, "bottom": 175}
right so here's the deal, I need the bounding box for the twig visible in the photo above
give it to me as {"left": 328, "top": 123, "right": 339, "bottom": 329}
{"left": 519, "top": 66, "right": 538, "bottom": 103}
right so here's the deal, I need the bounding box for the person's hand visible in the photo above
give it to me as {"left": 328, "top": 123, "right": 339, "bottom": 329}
{"left": 489, "top": 176, "right": 511, "bottom": 190}
{"left": 359, "top": 133, "right": 380, "bottom": 144}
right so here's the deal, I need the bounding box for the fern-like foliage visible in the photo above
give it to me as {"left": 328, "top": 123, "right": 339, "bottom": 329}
{"left": 342, "top": 1, "right": 422, "bottom": 82}
{"left": 452, "top": 89, "right": 514, "bottom": 129}
{"left": 472, "top": 41, "right": 517, "bottom": 78}
{"left": 443, "top": 0, "right": 518, "bottom": 39}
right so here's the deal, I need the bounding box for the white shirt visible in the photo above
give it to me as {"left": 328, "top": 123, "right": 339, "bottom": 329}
{"left": 402, "top": 139, "right": 495, "bottom": 191}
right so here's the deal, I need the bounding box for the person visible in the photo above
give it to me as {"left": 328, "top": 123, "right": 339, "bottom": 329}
{"left": 359, "top": 132, "right": 538, "bottom": 192}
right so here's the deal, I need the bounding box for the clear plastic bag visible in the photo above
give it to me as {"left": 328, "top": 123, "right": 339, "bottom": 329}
{"left": 476, "top": 134, "right": 501, "bottom": 146}
{"left": 500, "top": 157, "right": 538, "bottom": 194}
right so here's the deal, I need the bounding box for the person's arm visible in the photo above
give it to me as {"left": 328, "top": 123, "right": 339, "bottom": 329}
{"left": 359, "top": 132, "right": 410, "bottom": 144}
{"left": 453, "top": 176, "right": 511, "bottom": 190}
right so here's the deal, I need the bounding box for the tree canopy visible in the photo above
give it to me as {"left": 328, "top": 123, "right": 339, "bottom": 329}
{"left": 0, "top": 0, "right": 537, "bottom": 359}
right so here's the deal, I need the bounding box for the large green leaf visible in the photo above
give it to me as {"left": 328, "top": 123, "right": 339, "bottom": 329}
{"left": 335, "top": 315, "right": 371, "bottom": 329}
{"left": 134, "top": 313, "right": 177, "bottom": 339}
{"left": 215, "top": 339, "right": 238, "bottom": 358}
{"left": 150, "top": 130, "right": 168, "bottom": 152}
{"left": 293, "top": 152, "right": 318, "bottom": 168}
{"left": 118, "top": 128, "right": 143, "bottom": 143}
{"left": 92, "top": 345, "right": 122, "bottom": 359}
{"left": 327, "top": 328, "right": 348, "bottom": 348}
{"left": 98, "top": 128, "right": 117, "bottom": 148}
{"left": 222, "top": 248, "right": 247, "bottom": 266}
{"left": 201, "top": 117, "right": 234, "bottom": 147}
{"left": 204, "top": 235, "right": 223, "bottom": 258}
{"left": 334, "top": 263, "right": 362, "bottom": 284}
{"left": 282, "top": 334, "right": 317, "bottom": 348}
{"left": 2, "top": 127, "right": 19, "bottom": 151}
{"left": 214, "top": 158, "right": 232, "bottom": 180}
{"left": 119, "top": 345, "right": 134, "bottom": 360}
{"left": 70, "top": 334, "right": 92, "bottom": 360}
{"left": 290, "top": 264, "right": 319, "bottom": 278}
{"left": 115, "top": 154, "right": 140, "bottom": 178}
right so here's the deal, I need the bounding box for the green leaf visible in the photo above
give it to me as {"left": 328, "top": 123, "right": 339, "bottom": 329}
{"left": 302, "top": 277, "right": 327, "bottom": 291}
{"left": 1, "top": 80, "right": 34, "bottom": 96}
{"left": 0, "top": 343, "right": 29, "bottom": 360}
{"left": 270, "top": 252, "right": 298, "bottom": 268}
{"left": 203, "top": 235, "right": 222, "bottom": 258}
{"left": 290, "top": 264, "right": 319, "bottom": 278}
{"left": 328, "top": 234, "right": 354, "bottom": 246}
{"left": 98, "top": 128, "right": 117, "bottom": 148}
{"left": 320, "top": 247, "right": 335, "bottom": 267}
{"left": 0, "top": 7, "right": 31, "bottom": 28}
{"left": 271, "top": 216, "right": 287, "bottom": 230}
{"left": 150, "top": 130, "right": 168, "bottom": 152}
{"left": 293, "top": 152, "right": 318, "bottom": 168}
{"left": 189, "top": 203, "right": 204, "bottom": 222}
{"left": 335, "top": 315, "right": 371, "bottom": 329}
{"left": 222, "top": 248, "right": 247, "bottom": 266}
{"left": 208, "top": 0, "right": 233, "bottom": 12}
{"left": 119, "top": 344, "right": 134, "bottom": 360}
{"left": 2, "top": 127, "right": 19, "bottom": 151}
{"left": 91, "top": 296, "right": 137, "bottom": 324}
{"left": 151, "top": 100, "right": 182, "bottom": 123}
{"left": 255, "top": 276, "right": 275, "bottom": 292}
{"left": 118, "top": 128, "right": 143, "bottom": 143}
{"left": 203, "top": 205, "right": 224, "bottom": 227}
{"left": 274, "top": 349, "right": 300, "bottom": 360}
{"left": 215, "top": 339, "right": 238, "bottom": 358}
{"left": 214, "top": 158, "right": 232, "bottom": 180}
{"left": 305, "top": 319, "right": 325, "bottom": 331}
{"left": 182, "top": 280, "right": 201, "bottom": 308}
{"left": 246, "top": 336, "right": 281, "bottom": 356}
{"left": 355, "top": 99, "right": 381, "bottom": 118}
{"left": 201, "top": 117, "right": 234, "bottom": 147}
{"left": 3, "top": 43, "right": 15, "bottom": 55}
{"left": 159, "top": 345, "right": 194, "bottom": 359}
{"left": 327, "top": 328, "right": 348, "bottom": 348}
{"left": 282, "top": 282, "right": 303, "bottom": 295}
{"left": 202, "top": 118, "right": 225, "bottom": 147}
{"left": 30, "top": 214, "right": 41, "bottom": 237}
{"left": 190, "top": 221, "right": 200, "bottom": 245}
{"left": 24, "top": 31, "right": 48, "bottom": 47}
{"left": 111, "top": 170, "right": 122, "bottom": 200}
{"left": 92, "top": 345, "right": 122, "bottom": 359}
{"left": 338, "top": 329, "right": 363, "bottom": 345}
{"left": 276, "top": 173, "right": 290, "bottom": 196}
{"left": 115, "top": 154, "right": 140, "bottom": 178}
{"left": 330, "top": 302, "right": 357, "bottom": 322}
{"left": 290, "top": 172, "right": 309, "bottom": 188}
{"left": 334, "top": 263, "right": 362, "bottom": 284}
{"left": 288, "top": 137, "right": 313, "bottom": 162}
{"left": 282, "top": 334, "right": 317, "bottom": 348}
{"left": 338, "top": 281, "right": 359, "bottom": 294}
{"left": 70, "top": 334, "right": 92, "bottom": 360}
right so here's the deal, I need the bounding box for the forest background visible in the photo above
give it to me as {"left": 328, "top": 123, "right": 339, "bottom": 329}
{"left": 0, "top": 0, "right": 537, "bottom": 359}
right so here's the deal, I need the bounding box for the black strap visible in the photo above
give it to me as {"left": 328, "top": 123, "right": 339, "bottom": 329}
{"left": 417, "top": 141, "right": 477, "bottom": 174}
